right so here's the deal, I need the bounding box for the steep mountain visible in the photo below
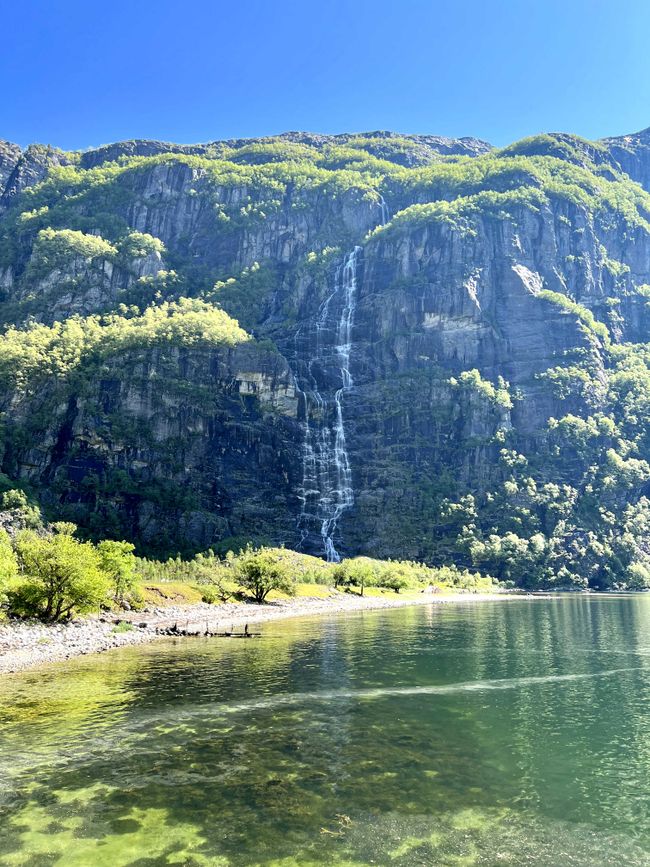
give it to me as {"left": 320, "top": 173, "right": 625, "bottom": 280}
{"left": 2, "top": 128, "right": 650, "bottom": 588}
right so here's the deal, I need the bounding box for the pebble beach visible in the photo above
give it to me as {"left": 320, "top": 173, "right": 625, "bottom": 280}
{"left": 0, "top": 590, "right": 511, "bottom": 674}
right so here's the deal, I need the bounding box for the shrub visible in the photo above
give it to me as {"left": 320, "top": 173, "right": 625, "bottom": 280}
{"left": 236, "top": 546, "right": 297, "bottom": 603}
{"left": 0, "top": 530, "right": 18, "bottom": 607}
{"left": 97, "top": 540, "right": 138, "bottom": 605}
{"left": 112, "top": 621, "right": 135, "bottom": 634}
{"left": 8, "top": 525, "right": 110, "bottom": 621}
{"left": 332, "top": 558, "right": 378, "bottom": 596}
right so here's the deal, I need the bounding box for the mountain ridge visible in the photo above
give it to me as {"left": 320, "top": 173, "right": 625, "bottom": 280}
{"left": 1, "top": 125, "right": 650, "bottom": 588}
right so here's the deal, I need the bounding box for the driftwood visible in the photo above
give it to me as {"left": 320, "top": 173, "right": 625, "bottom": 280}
{"left": 155, "top": 621, "right": 261, "bottom": 638}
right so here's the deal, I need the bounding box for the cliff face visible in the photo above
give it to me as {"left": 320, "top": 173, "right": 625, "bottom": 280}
{"left": 2, "top": 128, "right": 650, "bottom": 584}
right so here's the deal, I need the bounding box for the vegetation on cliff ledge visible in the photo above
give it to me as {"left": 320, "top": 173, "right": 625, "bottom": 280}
{"left": 2, "top": 130, "right": 650, "bottom": 589}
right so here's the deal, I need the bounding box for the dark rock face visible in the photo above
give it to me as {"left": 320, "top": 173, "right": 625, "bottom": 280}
{"left": 2, "top": 344, "right": 301, "bottom": 554}
{"left": 0, "top": 141, "right": 22, "bottom": 190}
{"left": 602, "top": 127, "right": 650, "bottom": 192}
{"left": 1, "top": 127, "right": 650, "bottom": 568}
{"left": 0, "top": 144, "right": 73, "bottom": 207}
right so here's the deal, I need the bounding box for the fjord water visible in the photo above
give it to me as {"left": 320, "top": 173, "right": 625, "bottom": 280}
{"left": 1, "top": 597, "right": 650, "bottom": 865}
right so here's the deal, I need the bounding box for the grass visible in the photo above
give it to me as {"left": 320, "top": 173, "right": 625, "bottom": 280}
{"left": 137, "top": 577, "right": 490, "bottom": 608}
{"left": 140, "top": 582, "right": 206, "bottom": 605}
{"left": 265, "top": 582, "right": 336, "bottom": 601}
{"left": 140, "top": 580, "right": 337, "bottom": 606}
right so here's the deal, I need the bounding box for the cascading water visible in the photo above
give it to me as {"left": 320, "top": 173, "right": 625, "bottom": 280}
{"left": 293, "top": 196, "right": 389, "bottom": 561}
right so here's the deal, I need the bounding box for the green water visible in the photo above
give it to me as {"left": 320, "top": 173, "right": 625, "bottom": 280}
{"left": 1, "top": 597, "right": 650, "bottom": 866}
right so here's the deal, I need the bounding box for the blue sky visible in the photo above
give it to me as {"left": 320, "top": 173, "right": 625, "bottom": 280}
{"left": 3, "top": 0, "right": 649, "bottom": 151}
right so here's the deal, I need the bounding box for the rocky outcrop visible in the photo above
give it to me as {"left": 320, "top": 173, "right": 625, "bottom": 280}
{"left": 2, "top": 342, "right": 301, "bottom": 554}
{"left": 0, "top": 144, "right": 73, "bottom": 207}
{"left": 0, "top": 140, "right": 22, "bottom": 191}
{"left": 602, "top": 127, "right": 650, "bottom": 192}
{"left": 2, "top": 127, "right": 650, "bottom": 568}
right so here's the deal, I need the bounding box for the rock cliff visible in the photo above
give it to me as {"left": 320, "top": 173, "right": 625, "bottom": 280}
{"left": 2, "top": 128, "right": 650, "bottom": 586}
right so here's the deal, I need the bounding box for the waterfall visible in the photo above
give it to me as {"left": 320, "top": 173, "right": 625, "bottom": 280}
{"left": 294, "top": 196, "right": 389, "bottom": 561}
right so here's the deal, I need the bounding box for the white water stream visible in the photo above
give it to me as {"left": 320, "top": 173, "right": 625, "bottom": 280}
{"left": 294, "top": 197, "right": 389, "bottom": 560}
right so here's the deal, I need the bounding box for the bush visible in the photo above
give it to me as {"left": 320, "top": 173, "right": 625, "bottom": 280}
{"left": 112, "top": 621, "right": 135, "bottom": 634}
{"left": 8, "top": 525, "right": 110, "bottom": 621}
{"left": 0, "top": 530, "right": 18, "bottom": 607}
{"left": 332, "top": 558, "right": 378, "bottom": 596}
{"left": 97, "top": 540, "right": 137, "bottom": 605}
{"left": 200, "top": 587, "right": 220, "bottom": 604}
{"left": 236, "top": 546, "right": 297, "bottom": 603}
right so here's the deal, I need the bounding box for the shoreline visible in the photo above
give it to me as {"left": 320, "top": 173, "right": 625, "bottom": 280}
{"left": 0, "top": 590, "right": 532, "bottom": 675}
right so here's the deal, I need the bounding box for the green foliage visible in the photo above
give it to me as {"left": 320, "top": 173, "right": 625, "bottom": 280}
{"left": 498, "top": 133, "right": 608, "bottom": 163}
{"left": 26, "top": 228, "right": 117, "bottom": 281}
{"left": 370, "top": 149, "right": 650, "bottom": 239}
{"left": 0, "top": 530, "right": 18, "bottom": 606}
{"left": 1, "top": 488, "right": 43, "bottom": 529}
{"left": 537, "top": 290, "right": 611, "bottom": 346}
{"left": 444, "top": 341, "right": 650, "bottom": 589}
{"left": 136, "top": 545, "right": 493, "bottom": 596}
{"left": 0, "top": 298, "right": 250, "bottom": 394}
{"left": 117, "top": 231, "right": 165, "bottom": 260}
{"left": 97, "top": 540, "right": 137, "bottom": 605}
{"left": 3, "top": 133, "right": 650, "bottom": 593}
{"left": 332, "top": 555, "right": 490, "bottom": 594}
{"left": 8, "top": 525, "right": 110, "bottom": 621}
{"left": 371, "top": 187, "right": 548, "bottom": 237}
{"left": 235, "top": 545, "right": 297, "bottom": 603}
{"left": 227, "top": 141, "right": 323, "bottom": 165}
{"left": 112, "top": 621, "right": 135, "bottom": 633}
{"left": 332, "top": 557, "right": 378, "bottom": 596}
{"left": 601, "top": 256, "right": 630, "bottom": 279}
{"left": 450, "top": 369, "right": 513, "bottom": 409}
{"left": 208, "top": 261, "right": 277, "bottom": 330}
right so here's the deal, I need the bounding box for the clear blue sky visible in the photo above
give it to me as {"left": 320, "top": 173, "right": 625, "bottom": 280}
{"left": 3, "top": 0, "right": 649, "bottom": 151}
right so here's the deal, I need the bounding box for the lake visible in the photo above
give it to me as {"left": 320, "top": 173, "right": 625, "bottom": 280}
{"left": 1, "top": 596, "right": 649, "bottom": 865}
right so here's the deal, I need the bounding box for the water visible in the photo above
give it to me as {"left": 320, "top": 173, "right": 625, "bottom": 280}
{"left": 1, "top": 595, "right": 650, "bottom": 865}
{"left": 295, "top": 246, "right": 361, "bottom": 562}
{"left": 295, "top": 195, "right": 389, "bottom": 561}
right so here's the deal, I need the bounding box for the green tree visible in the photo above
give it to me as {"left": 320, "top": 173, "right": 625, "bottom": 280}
{"left": 380, "top": 566, "right": 412, "bottom": 594}
{"left": 236, "top": 546, "right": 296, "bottom": 603}
{"left": 9, "top": 526, "right": 109, "bottom": 621}
{"left": 97, "top": 540, "right": 137, "bottom": 605}
{"left": 332, "top": 558, "right": 377, "bottom": 596}
{"left": 0, "top": 530, "right": 18, "bottom": 606}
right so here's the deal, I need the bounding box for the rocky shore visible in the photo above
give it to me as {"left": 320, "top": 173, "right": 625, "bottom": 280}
{"left": 0, "top": 590, "right": 511, "bottom": 674}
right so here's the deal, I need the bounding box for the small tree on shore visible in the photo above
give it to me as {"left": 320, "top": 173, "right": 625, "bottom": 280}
{"left": 381, "top": 567, "right": 411, "bottom": 594}
{"left": 0, "top": 530, "right": 18, "bottom": 606}
{"left": 97, "top": 540, "right": 138, "bottom": 605}
{"left": 9, "top": 524, "right": 109, "bottom": 622}
{"left": 332, "top": 558, "right": 377, "bottom": 596}
{"left": 236, "top": 546, "right": 296, "bottom": 603}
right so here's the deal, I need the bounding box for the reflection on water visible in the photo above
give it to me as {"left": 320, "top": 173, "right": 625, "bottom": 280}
{"left": 1, "top": 596, "right": 650, "bottom": 865}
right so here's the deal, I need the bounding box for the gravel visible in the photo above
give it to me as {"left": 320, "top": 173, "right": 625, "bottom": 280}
{"left": 0, "top": 591, "right": 509, "bottom": 674}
